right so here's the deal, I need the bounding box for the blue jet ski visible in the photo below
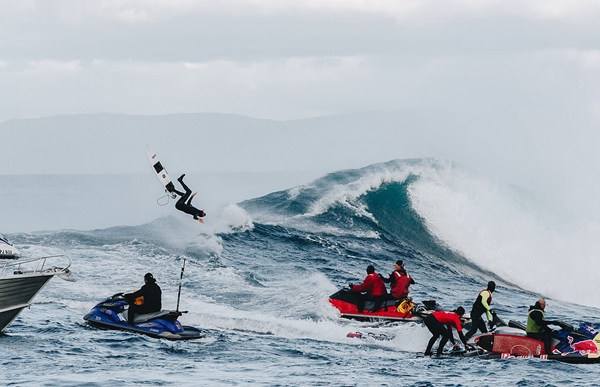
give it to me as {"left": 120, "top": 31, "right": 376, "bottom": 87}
{"left": 84, "top": 294, "right": 205, "bottom": 340}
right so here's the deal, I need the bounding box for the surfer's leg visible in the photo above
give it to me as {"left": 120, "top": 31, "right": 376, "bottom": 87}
{"left": 176, "top": 178, "right": 192, "bottom": 203}
{"left": 478, "top": 317, "right": 488, "bottom": 334}
{"left": 424, "top": 315, "right": 439, "bottom": 355}
{"left": 437, "top": 328, "right": 451, "bottom": 356}
{"left": 425, "top": 334, "right": 439, "bottom": 356}
{"left": 464, "top": 316, "right": 482, "bottom": 341}
{"left": 186, "top": 192, "right": 197, "bottom": 206}
{"left": 172, "top": 188, "right": 185, "bottom": 196}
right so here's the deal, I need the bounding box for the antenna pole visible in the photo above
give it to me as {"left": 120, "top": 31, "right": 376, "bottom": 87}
{"left": 176, "top": 258, "right": 186, "bottom": 312}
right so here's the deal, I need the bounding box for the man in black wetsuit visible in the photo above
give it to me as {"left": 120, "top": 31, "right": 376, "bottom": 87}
{"left": 526, "top": 298, "right": 561, "bottom": 355}
{"left": 122, "top": 273, "right": 162, "bottom": 325}
{"left": 464, "top": 280, "right": 496, "bottom": 341}
{"left": 172, "top": 174, "right": 206, "bottom": 223}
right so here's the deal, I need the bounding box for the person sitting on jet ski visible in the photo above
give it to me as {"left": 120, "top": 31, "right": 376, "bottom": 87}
{"left": 424, "top": 307, "right": 471, "bottom": 356}
{"left": 122, "top": 273, "right": 162, "bottom": 325}
{"left": 349, "top": 265, "right": 387, "bottom": 312}
{"left": 172, "top": 174, "right": 206, "bottom": 223}
{"left": 378, "top": 259, "right": 415, "bottom": 300}
{"left": 464, "top": 280, "right": 496, "bottom": 341}
{"left": 526, "top": 298, "right": 561, "bottom": 355}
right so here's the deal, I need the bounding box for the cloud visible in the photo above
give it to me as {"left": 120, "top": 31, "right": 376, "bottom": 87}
{"left": 1, "top": 0, "right": 600, "bottom": 124}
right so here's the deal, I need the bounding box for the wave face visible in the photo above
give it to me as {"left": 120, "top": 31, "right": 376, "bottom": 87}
{"left": 243, "top": 158, "right": 600, "bottom": 309}
{"left": 4, "top": 159, "right": 600, "bottom": 386}
{"left": 244, "top": 160, "right": 468, "bottom": 256}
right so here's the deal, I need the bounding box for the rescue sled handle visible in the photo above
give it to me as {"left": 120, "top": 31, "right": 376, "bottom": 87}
{"left": 0, "top": 254, "right": 72, "bottom": 276}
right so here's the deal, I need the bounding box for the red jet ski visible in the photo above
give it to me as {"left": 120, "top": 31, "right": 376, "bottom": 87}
{"left": 328, "top": 288, "right": 438, "bottom": 322}
{"left": 473, "top": 317, "right": 600, "bottom": 363}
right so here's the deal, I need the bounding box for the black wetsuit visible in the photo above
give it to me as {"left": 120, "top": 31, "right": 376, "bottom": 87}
{"left": 173, "top": 175, "right": 205, "bottom": 220}
{"left": 424, "top": 314, "right": 453, "bottom": 355}
{"left": 464, "top": 289, "right": 492, "bottom": 341}
{"left": 124, "top": 281, "right": 162, "bottom": 325}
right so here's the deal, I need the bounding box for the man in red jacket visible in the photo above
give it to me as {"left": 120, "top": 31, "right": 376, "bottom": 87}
{"left": 350, "top": 265, "right": 387, "bottom": 312}
{"left": 379, "top": 260, "right": 415, "bottom": 300}
{"left": 424, "top": 307, "right": 471, "bottom": 356}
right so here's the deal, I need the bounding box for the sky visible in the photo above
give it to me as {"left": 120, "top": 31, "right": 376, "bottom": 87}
{"left": 2, "top": 0, "right": 600, "bottom": 215}
{"left": 1, "top": 0, "right": 600, "bottom": 123}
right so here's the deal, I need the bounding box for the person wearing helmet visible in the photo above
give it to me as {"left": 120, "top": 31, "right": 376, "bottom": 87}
{"left": 464, "top": 280, "right": 496, "bottom": 341}
{"left": 172, "top": 174, "right": 206, "bottom": 223}
{"left": 424, "top": 307, "right": 471, "bottom": 356}
{"left": 122, "top": 273, "right": 162, "bottom": 325}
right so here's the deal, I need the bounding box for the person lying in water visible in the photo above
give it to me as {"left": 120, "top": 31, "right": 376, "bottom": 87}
{"left": 172, "top": 174, "right": 206, "bottom": 223}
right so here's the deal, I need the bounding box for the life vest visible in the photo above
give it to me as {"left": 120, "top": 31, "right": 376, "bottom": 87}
{"left": 526, "top": 308, "right": 545, "bottom": 333}
{"left": 396, "top": 298, "right": 415, "bottom": 315}
{"left": 391, "top": 271, "right": 412, "bottom": 299}
{"left": 477, "top": 289, "right": 492, "bottom": 306}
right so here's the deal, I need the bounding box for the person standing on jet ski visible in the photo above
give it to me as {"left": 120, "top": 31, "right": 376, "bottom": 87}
{"left": 349, "top": 265, "right": 387, "bottom": 312}
{"left": 378, "top": 260, "right": 415, "bottom": 300}
{"left": 526, "top": 298, "right": 560, "bottom": 355}
{"left": 122, "top": 273, "right": 162, "bottom": 325}
{"left": 172, "top": 174, "right": 206, "bottom": 223}
{"left": 424, "top": 307, "right": 471, "bottom": 356}
{"left": 464, "top": 281, "right": 496, "bottom": 341}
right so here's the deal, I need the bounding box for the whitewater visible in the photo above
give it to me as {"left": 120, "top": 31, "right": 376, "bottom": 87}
{"left": 3, "top": 158, "right": 600, "bottom": 386}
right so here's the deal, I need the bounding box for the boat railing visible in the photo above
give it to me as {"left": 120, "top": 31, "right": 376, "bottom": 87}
{"left": 0, "top": 254, "right": 73, "bottom": 279}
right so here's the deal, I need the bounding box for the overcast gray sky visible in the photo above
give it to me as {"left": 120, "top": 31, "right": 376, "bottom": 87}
{"left": 1, "top": 0, "right": 599, "bottom": 123}
{"left": 2, "top": 0, "right": 600, "bottom": 210}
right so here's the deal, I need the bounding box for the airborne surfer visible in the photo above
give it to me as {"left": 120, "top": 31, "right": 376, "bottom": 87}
{"left": 172, "top": 174, "right": 206, "bottom": 223}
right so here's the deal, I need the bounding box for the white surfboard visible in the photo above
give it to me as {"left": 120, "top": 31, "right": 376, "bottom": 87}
{"left": 146, "top": 146, "right": 178, "bottom": 199}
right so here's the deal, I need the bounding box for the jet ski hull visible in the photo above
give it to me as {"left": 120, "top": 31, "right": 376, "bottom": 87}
{"left": 328, "top": 289, "right": 436, "bottom": 322}
{"left": 474, "top": 321, "right": 600, "bottom": 364}
{"left": 84, "top": 296, "right": 205, "bottom": 340}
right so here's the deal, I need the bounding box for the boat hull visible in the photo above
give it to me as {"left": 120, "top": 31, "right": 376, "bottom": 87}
{"left": 0, "top": 255, "right": 72, "bottom": 332}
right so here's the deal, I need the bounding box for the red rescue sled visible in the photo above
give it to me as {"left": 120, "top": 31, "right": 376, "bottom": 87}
{"left": 474, "top": 319, "right": 600, "bottom": 364}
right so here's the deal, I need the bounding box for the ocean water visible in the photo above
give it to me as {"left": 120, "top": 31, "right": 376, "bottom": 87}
{"left": 2, "top": 158, "right": 600, "bottom": 386}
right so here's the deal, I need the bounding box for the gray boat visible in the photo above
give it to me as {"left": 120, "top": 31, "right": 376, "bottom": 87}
{"left": 0, "top": 255, "right": 72, "bottom": 333}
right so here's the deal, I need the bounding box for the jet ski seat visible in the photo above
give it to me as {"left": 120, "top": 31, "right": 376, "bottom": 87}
{"left": 124, "top": 309, "right": 176, "bottom": 324}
